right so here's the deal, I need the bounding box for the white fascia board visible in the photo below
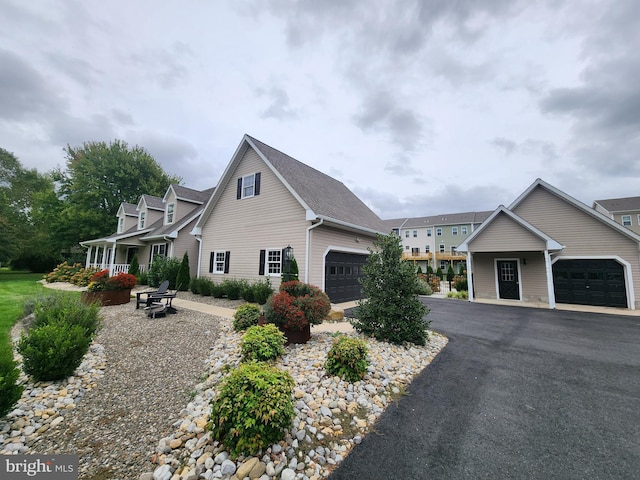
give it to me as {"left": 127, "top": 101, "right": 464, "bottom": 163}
{"left": 317, "top": 215, "right": 387, "bottom": 236}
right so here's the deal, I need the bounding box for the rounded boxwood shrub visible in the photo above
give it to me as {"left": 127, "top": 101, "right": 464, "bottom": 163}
{"left": 233, "top": 304, "right": 261, "bottom": 331}
{"left": 240, "top": 324, "right": 286, "bottom": 362}
{"left": 210, "top": 362, "right": 294, "bottom": 455}
{"left": 0, "top": 352, "right": 23, "bottom": 418}
{"left": 324, "top": 335, "right": 370, "bottom": 382}
{"left": 17, "top": 323, "right": 91, "bottom": 381}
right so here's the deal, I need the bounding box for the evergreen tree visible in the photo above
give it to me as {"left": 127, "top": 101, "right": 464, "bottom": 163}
{"left": 447, "top": 265, "right": 455, "bottom": 281}
{"left": 176, "top": 252, "right": 191, "bottom": 291}
{"left": 129, "top": 254, "right": 140, "bottom": 277}
{"left": 352, "top": 233, "right": 430, "bottom": 345}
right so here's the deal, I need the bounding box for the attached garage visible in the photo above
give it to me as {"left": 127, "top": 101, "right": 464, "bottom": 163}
{"left": 324, "top": 251, "right": 367, "bottom": 303}
{"left": 553, "top": 259, "right": 627, "bottom": 308}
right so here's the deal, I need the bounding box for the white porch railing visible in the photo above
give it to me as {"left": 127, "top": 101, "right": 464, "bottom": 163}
{"left": 88, "top": 264, "right": 146, "bottom": 274}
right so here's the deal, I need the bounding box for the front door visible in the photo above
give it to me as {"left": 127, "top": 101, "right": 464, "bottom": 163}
{"left": 497, "top": 260, "right": 520, "bottom": 300}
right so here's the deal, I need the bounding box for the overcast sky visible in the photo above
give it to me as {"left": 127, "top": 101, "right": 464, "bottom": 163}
{"left": 1, "top": 0, "right": 638, "bottom": 219}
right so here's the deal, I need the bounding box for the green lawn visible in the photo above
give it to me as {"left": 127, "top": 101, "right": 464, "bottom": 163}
{"left": 0, "top": 272, "right": 70, "bottom": 358}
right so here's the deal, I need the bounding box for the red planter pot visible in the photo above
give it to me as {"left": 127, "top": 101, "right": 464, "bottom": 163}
{"left": 81, "top": 289, "right": 131, "bottom": 306}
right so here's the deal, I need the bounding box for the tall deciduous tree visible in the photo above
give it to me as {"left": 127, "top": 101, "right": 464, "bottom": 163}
{"left": 0, "top": 148, "right": 56, "bottom": 267}
{"left": 54, "top": 140, "right": 181, "bottom": 248}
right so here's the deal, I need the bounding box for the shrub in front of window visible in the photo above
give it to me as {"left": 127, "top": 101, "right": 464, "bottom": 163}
{"left": 129, "top": 254, "right": 140, "bottom": 277}
{"left": 240, "top": 324, "right": 286, "bottom": 362}
{"left": 17, "top": 322, "right": 92, "bottom": 381}
{"left": 241, "top": 278, "right": 274, "bottom": 305}
{"left": 221, "top": 279, "right": 247, "bottom": 300}
{"left": 233, "top": 303, "right": 262, "bottom": 331}
{"left": 147, "top": 256, "right": 181, "bottom": 289}
{"left": 324, "top": 335, "right": 369, "bottom": 382}
{"left": 210, "top": 362, "right": 294, "bottom": 456}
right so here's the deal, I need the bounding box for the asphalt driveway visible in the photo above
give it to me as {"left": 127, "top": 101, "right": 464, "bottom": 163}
{"left": 330, "top": 298, "right": 640, "bottom": 479}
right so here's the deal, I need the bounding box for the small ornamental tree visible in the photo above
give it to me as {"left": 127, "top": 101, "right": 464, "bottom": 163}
{"left": 129, "top": 254, "right": 140, "bottom": 277}
{"left": 352, "top": 233, "right": 430, "bottom": 345}
{"left": 446, "top": 265, "right": 455, "bottom": 282}
{"left": 176, "top": 252, "right": 190, "bottom": 291}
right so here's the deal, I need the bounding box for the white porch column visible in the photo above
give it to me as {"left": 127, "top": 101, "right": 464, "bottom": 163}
{"left": 544, "top": 250, "right": 556, "bottom": 309}
{"left": 93, "top": 246, "right": 100, "bottom": 266}
{"left": 85, "top": 246, "right": 92, "bottom": 268}
{"left": 108, "top": 242, "right": 116, "bottom": 273}
{"left": 467, "top": 252, "right": 475, "bottom": 302}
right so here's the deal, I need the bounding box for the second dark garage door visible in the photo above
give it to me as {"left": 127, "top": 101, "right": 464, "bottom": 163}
{"left": 324, "top": 252, "right": 367, "bottom": 303}
{"left": 553, "top": 259, "right": 627, "bottom": 308}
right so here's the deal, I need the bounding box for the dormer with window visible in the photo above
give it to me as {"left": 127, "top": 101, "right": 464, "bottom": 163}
{"left": 136, "top": 194, "right": 164, "bottom": 231}
{"left": 139, "top": 211, "right": 146, "bottom": 229}
{"left": 166, "top": 203, "right": 175, "bottom": 224}
{"left": 116, "top": 202, "right": 139, "bottom": 234}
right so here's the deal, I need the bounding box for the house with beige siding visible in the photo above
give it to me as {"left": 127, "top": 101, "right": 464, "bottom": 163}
{"left": 457, "top": 179, "right": 640, "bottom": 310}
{"left": 80, "top": 185, "right": 214, "bottom": 277}
{"left": 593, "top": 196, "right": 640, "bottom": 236}
{"left": 192, "top": 135, "right": 389, "bottom": 302}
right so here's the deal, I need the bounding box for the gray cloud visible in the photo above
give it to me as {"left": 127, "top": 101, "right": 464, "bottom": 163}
{"left": 128, "top": 43, "right": 192, "bottom": 89}
{"left": 491, "top": 137, "right": 517, "bottom": 155}
{"left": 257, "top": 86, "right": 299, "bottom": 120}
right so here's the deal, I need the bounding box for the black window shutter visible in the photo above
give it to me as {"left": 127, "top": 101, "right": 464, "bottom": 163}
{"left": 209, "top": 252, "right": 214, "bottom": 273}
{"left": 224, "top": 251, "right": 230, "bottom": 274}
{"left": 237, "top": 178, "right": 242, "bottom": 199}
{"left": 255, "top": 172, "right": 261, "bottom": 196}
{"left": 259, "top": 249, "right": 266, "bottom": 275}
{"left": 281, "top": 248, "right": 286, "bottom": 275}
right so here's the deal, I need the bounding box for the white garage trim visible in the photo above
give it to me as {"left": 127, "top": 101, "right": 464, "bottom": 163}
{"left": 322, "top": 246, "right": 370, "bottom": 293}
{"left": 551, "top": 255, "right": 635, "bottom": 310}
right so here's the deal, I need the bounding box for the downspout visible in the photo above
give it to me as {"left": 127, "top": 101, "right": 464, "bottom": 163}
{"left": 164, "top": 236, "right": 174, "bottom": 258}
{"left": 305, "top": 219, "right": 324, "bottom": 283}
{"left": 195, "top": 236, "right": 202, "bottom": 279}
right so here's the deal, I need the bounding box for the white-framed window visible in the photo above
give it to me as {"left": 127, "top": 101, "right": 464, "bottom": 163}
{"left": 637, "top": 214, "right": 640, "bottom": 225}
{"left": 166, "top": 203, "right": 175, "bottom": 224}
{"left": 405, "top": 230, "right": 409, "bottom": 238}
{"left": 427, "top": 228, "right": 432, "bottom": 237}
{"left": 118, "top": 217, "right": 124, "bottom": 233}
{"left": 425, "top": 245, "right": 430, "bottom": 253}
{"left": 440, "top": 260, "right": 448, "bottom": 270}
{"left": 151, "top": 243, "right": 166, "bottom": 259}
{"left": 139, "top": 211, "right": 146, "bottom": 229}
{"left": 267, "top": 249, "right": 282, "bottom": 275}
{"left": 622, "top": 215, "right": 632, "bottom": 227}
{"left": 462, "top": 226, "right": 468, "bottom": 235}
{"left": 413, "top": 230, "right": 417, "bottom": 237}
{"left": 436, "top": 227, "right": 443, "bottom": 236}
{"left": 237, "top": 172, "right": 261, "bottom": 199}
{"left": 405, "top": 245, "right": 410, "bottom": 250}
{"left": 439, "top": 244, "right": 445, "bottom": 253}
{"left": 452, "top": 226, "right": 458, "bottom": 235}
{"left": 214, "top": 251, "right": 226, "bottom": 273}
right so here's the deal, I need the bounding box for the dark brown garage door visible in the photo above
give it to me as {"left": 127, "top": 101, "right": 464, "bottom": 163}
{"left": 553, "top": 259, "right": 627, "bottom": 308}
{"left": 325, "top": 252, "right": 367, "bottom": 303}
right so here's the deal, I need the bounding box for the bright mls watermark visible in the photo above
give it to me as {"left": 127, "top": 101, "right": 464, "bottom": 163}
{"left": 2, "top": 455, "right": 77, "bottom": 479}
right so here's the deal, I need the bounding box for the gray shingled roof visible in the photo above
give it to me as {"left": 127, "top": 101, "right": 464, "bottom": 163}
{"left": 122, "top": 202, "right": 138, "bottom": 215}
{"left": 171, "top": 185, "right": 216, "bottom": 204}
{"left": 141, "top": 194, "right": 164, "bottom": 210}
{"left": 248, "top": 136, "right": 388, "bottom": 233}
{"left": 594, "top": 196, "right": 640, "bottom": 213}
{"left": 387, "top": 211, "right": 493, "bottom": 229}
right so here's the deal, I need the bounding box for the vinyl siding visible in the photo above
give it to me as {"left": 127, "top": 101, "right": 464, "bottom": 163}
{"left": 199, "top": 147, "right": 308, "bottom": 289}
{"left": 308, "top": 225, "right": 375, "bottom": 289}
{"left": 469, "top": 213, "right": 546, "bottom": 252}
{"left": 514, "top": 186, "right": 640, "bottom": 307}
{"left": 471, "top": 252, "right": 549, "bottom": 303}
{"left": 171, "top": 216, "right": 200, "bottom": 278}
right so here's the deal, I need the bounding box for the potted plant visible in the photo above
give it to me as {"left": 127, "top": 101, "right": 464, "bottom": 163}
{"left": 263, "top": 281, "right": 331, "bottom": 344}
{"left": 81, "top": 270, "right": 136, "bottom": 306}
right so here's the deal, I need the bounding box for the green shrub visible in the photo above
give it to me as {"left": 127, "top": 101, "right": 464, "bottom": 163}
{"left": 189, "top": 277, "right": 202, "bottom": 295}
{"left": 453, "top": 276, "right": 468, "bottom": 292}
{"left": 446, "top": 265, "right": 455, "bottom": 282}
{"left": 415, "top": 277, "right": 433, "bottom": 295}
{"left": 264, "top": 281, "right": 331, "bottom": 331}
{"left": 137, "top": 271, "right": 149, "bottom": 286}
{"left": 129, "top": 254, "right": 140, "bottom": 277}
{"left": 31, "top": 295, "right": 101, "bottom": 338}
{"left": 241, "top": 283, "right": 256, "bottom": 303}
{"left": 221, "top": 279, "right": 246, "bottom": 300}
{"left": 324, "top": 335, "right": 369, "bottom": 382}
{"left": 211, "top": 282, "right": 225, "bottom": 298}
{"left": 427, "top": 265, "right": 433, "bottom": 274}
{"left": 436, "top": 267, "right": 443, "bottom": 280}
{"left": 147, "top": 256, "right": 181, "bottom": 289}
{"left": 0, "top": 352, "right": 23, "bottom": 418}
{"left": 240, "top": 324, "right": 286, "bottom": 362}
{"left": 233, "top": 304, "right": 262, "bottom": 331}
{"left": 17, "top": 323, "right": 91, "bottom": 381}
{"left": 352, "top": 234, "right": 430, "bottom": 345}
{"left": 248, "top": 279, "right": 274, "bottom": 305}
{"left": 210, "top": 362, "right": 294, "bottom": 455}
{"left": 45, "top": 262, "right": 83, "bottom": 283}
{"left": 447, "top": 291, "right": 469, "bottom": 300}
{"left": 176, "top": 252, "right": 190, "bottom": 291}
{"left": 69, "top": 267, "right": 99, "bottom": 287}
{"left": 200, "top": 278, "right": 214, "bottom": 296}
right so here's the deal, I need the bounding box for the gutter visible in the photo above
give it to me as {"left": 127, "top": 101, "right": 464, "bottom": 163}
{"left": 195, "top": 236, "right": 202, "bottom": 278}
{"left": 305, "top": 219, "right": 324, "bottom": 283}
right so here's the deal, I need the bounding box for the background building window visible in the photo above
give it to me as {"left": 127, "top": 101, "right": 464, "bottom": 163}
{"left": 622, "top": 215, "right": 632, "bottom": 226}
